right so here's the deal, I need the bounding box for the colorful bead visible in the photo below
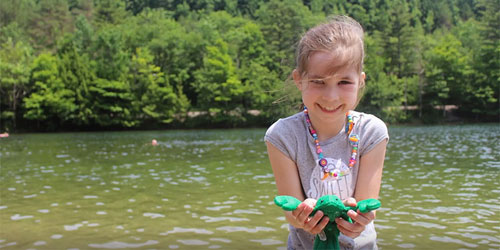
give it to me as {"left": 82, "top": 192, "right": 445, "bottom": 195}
{"left": 349, "top": 135, "right": 359, "bottom": 143}
{"left": 319, "top": 158, "right": 328, "bottom": 167}
{"left": 304, "top": 106, "right": 360, "bottom": 179}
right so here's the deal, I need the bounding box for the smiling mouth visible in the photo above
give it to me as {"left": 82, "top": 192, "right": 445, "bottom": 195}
{"left": 317, "top": 104, "right": 342, "bottom": 113}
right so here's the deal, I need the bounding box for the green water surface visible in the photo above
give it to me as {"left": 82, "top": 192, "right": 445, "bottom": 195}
{"left": 0, "top": 125, "right": 499, "bottom": 249}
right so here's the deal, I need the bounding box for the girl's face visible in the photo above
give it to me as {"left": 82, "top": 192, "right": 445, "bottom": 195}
{"left": 293, "top": 51, "right": 365, "bottom": 126}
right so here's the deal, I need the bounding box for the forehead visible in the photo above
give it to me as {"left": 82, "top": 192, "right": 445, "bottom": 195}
{"left": 306, "top": 50, "right": 359, "bottom": 78}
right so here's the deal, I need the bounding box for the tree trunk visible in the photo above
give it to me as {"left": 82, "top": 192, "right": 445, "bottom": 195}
{"left": 418, "top": 68, "right": 424, "bottom": 119}
{"left": 12, "top": 84, "right": 17, "bottom": 131}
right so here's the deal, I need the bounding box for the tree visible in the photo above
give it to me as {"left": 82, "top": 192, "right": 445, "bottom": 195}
{"left": 0, "top": 0, "right": 37, "bottom": 31}
{"left": 73, "top": 15, "right": 94, "bottom": 53}
{"left": 469, "top": 0, "right": 499, "bottom": 118}
{"left": 359, "top": 35, "right": 406, "bottom": 123}
{"left": 28, "top": 0, "right": 74, "bottom": 51}
{"left": 128, "top": 47, "right": 189, "bottom": 124}
{"left": 256, "top": 0, "right": 319, "bottom": 76}
{"left": 194, "top": 39, "right": 244, "bottom": 120}
{"left": 423, "top": 33, "right": 471, "bottom": 118}
{"left": 0, "top": 38, "right": 32, "bottom": 131}
{"left": 88, "top": 28, "right": 136, "bottom": 127}
{"left": 88, "top": 78, "right": 136, "bottom": 127}
{"left": 93, "top": 0, "right": 129, "bottom": 26}
{"left": 383, "top": 0, "right": 417, "bottom": 77}
{"left": 57, "top": 37, "right": 95, "bottom": 126}
{"left": 142, "top": 12, "right": 202, "bottom": 106}
{"left": 23, "top": 53, "right": 76, "bottom": 128}
{"left": 92, "top": 29, "right": 129, "bottom": 80}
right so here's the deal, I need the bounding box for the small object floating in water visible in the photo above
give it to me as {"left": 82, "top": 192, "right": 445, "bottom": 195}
{"left": 152, "top": 139, "right": 158, "bottom": 146}
{"left": 0, "top": 132, "right": 9, "bottom": 138}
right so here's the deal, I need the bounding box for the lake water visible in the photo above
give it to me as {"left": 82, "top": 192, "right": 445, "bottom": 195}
{"left": 0, "top": 124, "right": 499, "bottom": 249}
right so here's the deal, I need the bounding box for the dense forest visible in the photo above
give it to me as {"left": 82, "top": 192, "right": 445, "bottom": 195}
{"left": 0, "top": 0, "right": 498, "bottom": 131}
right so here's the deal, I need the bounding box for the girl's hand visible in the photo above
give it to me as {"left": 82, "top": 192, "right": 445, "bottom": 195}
{"left": 290, "top": 198, "right": 330, "bottom": 235}
{"left": 335, "top": 198, "right": 376, "bottom": 238}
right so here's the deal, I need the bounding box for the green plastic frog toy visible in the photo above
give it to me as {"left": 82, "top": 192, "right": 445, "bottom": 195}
{"left": 274, "top": 195, "right": 381, "bottom": 250}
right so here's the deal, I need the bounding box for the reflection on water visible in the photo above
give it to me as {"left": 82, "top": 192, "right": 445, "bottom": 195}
{"left": 378, "top": 125, "right": 500, "bottom": 249}
{"left": 0, "top": 125, "right": 499, "bottom": 249}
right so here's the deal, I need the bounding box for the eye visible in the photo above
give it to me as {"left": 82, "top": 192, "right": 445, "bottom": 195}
{"left": 339, "top": 80, "right": 353, "bottom": 85}
{"left": 310, "top": 79, "right": 325, "bottom": 85}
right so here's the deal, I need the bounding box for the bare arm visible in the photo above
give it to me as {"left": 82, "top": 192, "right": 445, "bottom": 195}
{"left": 336, "top": 139, "right": 388, "bottom": 238}
{"left": 266, "top": 142, "right": 329, "bottom": 233}
{"left": 266, "top": 142, "right": 304, "bottom": 199}
{"left": 354, "top": 139, "right": 388, "bottom": 201}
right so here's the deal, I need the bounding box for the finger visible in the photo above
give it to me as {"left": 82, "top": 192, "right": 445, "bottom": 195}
{"left": 303, "top": 210, "right": 324, "bottom": 232}
{"left": 291, "top": 203, "right": 305, "bottom": 218}
{"left": 303, "top": 198, "right": 317, "bottom": 208}
{"left": 296, "top": 203, "right": 313, "bottom": 224}
{"left": 358, "top": 210, "right": 376, "bottom": 221}
{"left": 347, "top": 210, "right": 371, "bottom": 226}
{"left": 336, "top": 221, "right": 362, "bottom": 238}
{"left": 292, "top": 202, "right": 310, "bottom": 217}
{"left": 335, "top": 216, "right": 364, "bottom": 234}
{"left": 343, "top": 197, "right": 357, "bottom": 207}
{"left": 310, "top": 216, "right": 330, "bottom": 235}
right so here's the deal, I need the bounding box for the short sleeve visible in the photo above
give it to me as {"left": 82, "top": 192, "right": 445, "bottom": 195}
{"left": 358, "top": 114, "right": 389, "bottom": 156}
{"left": 264, "top": 118, "right": 298, "bottom": 162}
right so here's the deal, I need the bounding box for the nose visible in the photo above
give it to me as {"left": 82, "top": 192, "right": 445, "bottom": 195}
{"left": 321, "top": 84, "right": 339, "bottom": 101}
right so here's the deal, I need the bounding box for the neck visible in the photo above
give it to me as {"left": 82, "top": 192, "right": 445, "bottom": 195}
{"left": 308, "top": 113, "right": 346, "bottom": 142}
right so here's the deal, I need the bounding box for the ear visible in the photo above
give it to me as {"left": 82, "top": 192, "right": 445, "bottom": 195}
{"left": 292, "top": 69, "right": 303, "bottom": 90}
{"left": 360, "top": 72, "right": 366, "bottom": 88}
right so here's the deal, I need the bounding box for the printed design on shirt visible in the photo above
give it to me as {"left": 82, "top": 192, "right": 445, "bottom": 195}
{"left": 306, "top": 157, "right": 352, "bottom": 200}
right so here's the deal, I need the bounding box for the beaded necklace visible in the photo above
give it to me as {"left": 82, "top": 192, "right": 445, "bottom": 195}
{"left": 303, "top": 106, "right": 360, "bottom": 180}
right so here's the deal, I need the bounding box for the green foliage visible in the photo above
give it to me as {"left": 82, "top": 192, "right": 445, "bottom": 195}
{"left": 256, "top": 0, "right": 321, "bottom": 76}
{"left": 128, "top": 47, "right": 189, "bottom": 124}
{"left": 0, "top": 0, "right": 498, "bottom": 131}
{"left": 194, "top": 39, "right": 243, "bottom": 114}
{"left": 0, "top": 38, "right": 32, "bottom": 130}
{"left": 73, "top": 15, "right": 94, "bottom": 52}
{"left": 471, "top": 0, "right": 499, "bottom": 118}
{"left": 93, "top": 0, "right": 129, "bottom": 26}
{"left": 0, "top": 0, "right": 37, "bottom": 38}
{"left": 24, "top": 53, "right": 76, "bottom": 123}
{"left": 424, "top": 33, "right": 470, "bottom": 108}
{"left": 56, "top": 36, "right": 95, "bottom": 125}
{"left": 28, "top": 0, "right": 74, "bottom": 50}
{"left": 88, "top": 78, "right": 136, "bottom": 127}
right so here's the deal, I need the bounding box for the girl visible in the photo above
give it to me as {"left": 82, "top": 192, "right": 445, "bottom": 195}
{"left": 265, "top": 16, "right": 388, "bottom": 249}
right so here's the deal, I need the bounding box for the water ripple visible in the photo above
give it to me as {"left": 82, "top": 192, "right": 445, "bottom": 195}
{"left": 143, "top": 213, "right": 165, "bottom": 218}
{"left": 216, "top": 226, "right": 275, "bottom": 233}
{"left": 177, "top": 239, "right": 210, "bottom": 246}
{"left": 88, "top": 240, "right": 158, "bottom": 248}
{"left": 11, "top": 214, "right": 33, "bottom": 220}
{"left": 160, "top": 227, "right": 213, "bottom": 235}
{"left": 429, "top": 236, "right": 478, "bottom": 248}
{"left": 200, "top": 216, "right": 249, "bottom": 223}
{"left": 250, "top": 239, "right": 283, "bottom": 245}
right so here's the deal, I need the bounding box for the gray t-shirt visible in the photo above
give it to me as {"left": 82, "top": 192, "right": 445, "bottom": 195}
{"left": 265, "top": 110, "right": 389, "bottom": 250}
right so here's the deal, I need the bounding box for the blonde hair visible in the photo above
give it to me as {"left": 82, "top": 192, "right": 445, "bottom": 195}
{"left": 295, "top": 16, "right": 366, "bottom": 104}
{"left": 296, "top": 15, "right": 365, "bottom": 75}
